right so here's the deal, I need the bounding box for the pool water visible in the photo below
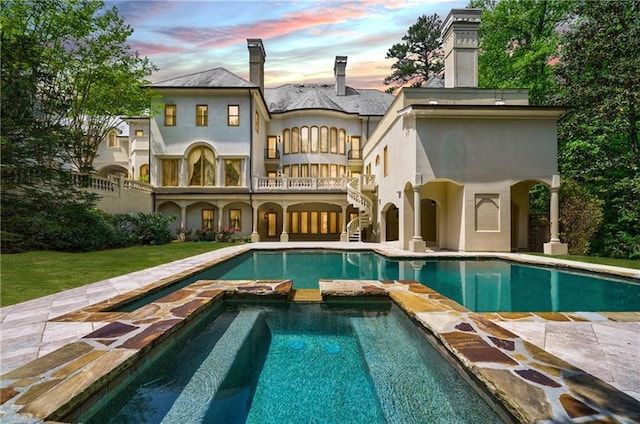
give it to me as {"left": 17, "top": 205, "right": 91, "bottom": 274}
{"left": 116, "top": 250, "right": 640, "bottom": 313}
{"left": 81, "top": 302, "right": 503, "bottom": 423}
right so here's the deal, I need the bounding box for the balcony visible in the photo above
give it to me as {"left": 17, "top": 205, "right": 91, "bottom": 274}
{"left": 254, "top": 176, "right": 346, "bottom": 192}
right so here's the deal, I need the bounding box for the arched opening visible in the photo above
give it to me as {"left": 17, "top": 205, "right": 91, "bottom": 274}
{"left": 257, "top": 202, "right": 283, "bottom": 240}
{"left": 421, "top": 199, "right": 437, "bottom": 246}
{"left": 157, "top": 201, "right": 181, "bottom": 236}
{"left": 286, "top": 202, "right": 344, "bottom": 241}
{"left": 382, "top": 203, "right": 399, "bottom": 242}
{"left": 511, "top": 180, "right": 550, "bottom": 252}
{"left": 139, "top": 164, "right": 149, "bottom": 182}
{"left": 96, "top": 164, "right": 129, "bottom": 180}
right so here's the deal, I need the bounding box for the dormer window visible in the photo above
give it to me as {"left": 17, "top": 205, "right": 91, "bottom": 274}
{"left": 108, "top": 131, "right": 118, "bottom": 148}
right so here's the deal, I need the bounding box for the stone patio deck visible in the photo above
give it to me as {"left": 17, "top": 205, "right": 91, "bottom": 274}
{"left": 1, "top": 242, "right": 639, "bottom": 423}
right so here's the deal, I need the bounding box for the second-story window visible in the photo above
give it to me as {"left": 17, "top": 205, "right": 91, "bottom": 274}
{"left": 162, "top": 159, "right": 179, "bottom": 186}
{"left": 196, "top": 105, "right": 208, "bottom": 126}
{"left": 108, "top": 131, "right": 118, "bottom": 148}
{"left": 224, "top": 159, "right": 242, "bottom": 186}
{"left": 164, "top": 104, "right": 176, "bottom": 126}
{"left": 228, "top": 105, "right": 239, "bottom": 126}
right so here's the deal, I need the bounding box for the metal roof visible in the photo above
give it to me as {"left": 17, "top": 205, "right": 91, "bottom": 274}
{"left": 264, "top": 84, "right": 394, "bottom": 116}
{"left": 149, "top": 67, "right": 257, "bottom": 88}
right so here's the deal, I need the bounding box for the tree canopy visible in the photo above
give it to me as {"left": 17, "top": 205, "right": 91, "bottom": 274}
{"left": 1, "top": 0, "right": 157, "bottom": 252}
{"left": 383, "top": 14, "right": 443, "bottom": 94}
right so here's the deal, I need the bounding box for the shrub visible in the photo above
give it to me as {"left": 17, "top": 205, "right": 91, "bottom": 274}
{"left": 129, "top": 212, "right": 175, "bottom": 245}
{"left": 216, "top": 226, "right": 237, "bottom": 242}
{"left": 559, "top": 180, "right": 604, "bottom": 255}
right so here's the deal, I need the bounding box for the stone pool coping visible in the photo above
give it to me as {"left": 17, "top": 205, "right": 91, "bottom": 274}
{"left": 1, "top": 242, "right": 639, "bottom": 422}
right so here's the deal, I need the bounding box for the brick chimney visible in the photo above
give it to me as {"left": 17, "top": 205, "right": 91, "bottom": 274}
{"left": 441, "top": 9, "right": 481, "bottom": 88}
{"left": 247, "top": 38, "right": 266, "bottom": 92}
{"left": 334, "top": 56, "right": 347, "bottom": 96}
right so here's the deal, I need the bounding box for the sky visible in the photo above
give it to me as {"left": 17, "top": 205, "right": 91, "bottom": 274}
{"left": 108, "top": 0, "right": 468, "bottom": 91}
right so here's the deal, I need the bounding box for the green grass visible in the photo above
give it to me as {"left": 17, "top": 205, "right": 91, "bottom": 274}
{"left": 527, "top": 253, "right": 640, "bottom": 269}
{"left": 0, "top": 242, "right": 237, "bottom": 307}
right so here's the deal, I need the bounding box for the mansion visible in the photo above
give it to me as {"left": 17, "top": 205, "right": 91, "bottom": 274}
{"left": 93, "top": 9, "right": 567, "bottom": 254}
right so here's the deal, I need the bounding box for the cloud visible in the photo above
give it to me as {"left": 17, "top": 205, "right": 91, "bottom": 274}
{"left": 129, "top": 40, "right": 192, "bottom": 56}
{"left": 108, "top": 0, "right": 170, "bottom": 24}
{"left": 155, "top": 4, "right": 373, "bottom": 49}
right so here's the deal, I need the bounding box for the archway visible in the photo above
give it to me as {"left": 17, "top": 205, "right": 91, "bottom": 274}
{"left": 382, "top": 203, "right": 399, "bottom": 242}
{"left": 96, "top": 164, "right": 128, "bottom": 179}
{"left": 511, "top": 180, "right": 550, "bottom": 251}
{"left": 420, "top": 199, "right": 437, "bottom": 246}
{"left": 257, "top": 202, "right": 283, "bottom": 240}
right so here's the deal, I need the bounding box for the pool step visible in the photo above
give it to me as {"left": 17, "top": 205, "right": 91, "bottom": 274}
{"left": 292, "top": 289, "right": 323, "bottom": 303}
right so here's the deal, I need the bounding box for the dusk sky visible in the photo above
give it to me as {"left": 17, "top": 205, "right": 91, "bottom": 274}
{"left": 109, "top": 0, "right": 469, "bottom": 91}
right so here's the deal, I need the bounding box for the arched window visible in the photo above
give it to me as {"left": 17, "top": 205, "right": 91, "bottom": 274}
{"left": 320, "top": 127, "right": 328, "bottom": 152}
{"left": 140, "top": 164, "right": 149, "bottom": 182}
{"left": 338, "top": 129, "right": 346, "bottom": 154}
{"left": 300, "top": 126, "right": 309, "bottom": 153}
{"left": 310, "top": 126, "right": 319, "bottom": 153}
{"left": 108, "top": 131, "right": 118, "bottom": 148}
{"left": 283, "top": 129, "right": 290, "bottom": 154}
{"left": 330, "top": 128, "right": 338, "bottom": 153}
{"left": 291, "top": 127, "right": 300, "bottom": 154}
{"left": 188, "top": 146, "right": 216, "bottom": 186}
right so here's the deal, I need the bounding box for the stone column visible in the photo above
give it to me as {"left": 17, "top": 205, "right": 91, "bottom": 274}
{"left": 180, "top": 205, "right": 187, "bottom": 230}
{"left": 409, "top": 185, "right": 426, "bottom": 252}
{"left": 340, "top": 204, "right": 349, "bottom": 242}
{"left": 544, "top": 174, "right": 568, "bottom": 255}
{"left": 251, "top": 204, "right": 260, "bottom": 242}
{"left": 280, "top": 204, "right": 289, "bottom": 242}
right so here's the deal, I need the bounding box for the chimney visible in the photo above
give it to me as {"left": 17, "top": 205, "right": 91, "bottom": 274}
{"left": 334, "top": 56, "right": 347, "bottom": 96}
{"left": 441, "top": 9, "right": 481, "bottom": 88}
{"left": 247, "top": 38, "right": 266, "bottom": 92}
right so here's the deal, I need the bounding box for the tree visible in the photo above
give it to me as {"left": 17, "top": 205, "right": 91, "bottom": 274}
{"left": 383, "top": 14, "right": 443, "bottom": 94}
{"left": 1, "top": 0, "right": 156, "bottom": 252}
{"left": 470, "top": 0, "right": 571, "bottom": 105}
{"left": 555, "top": 0, "right": 640, "bottom": 258}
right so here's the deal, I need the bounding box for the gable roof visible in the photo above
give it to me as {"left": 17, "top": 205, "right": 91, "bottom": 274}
{"left": 265, "top": 84, "right": 393, "bottom": 116}
{"left": 149, "top": 67, "right": 256, "bottom": 88}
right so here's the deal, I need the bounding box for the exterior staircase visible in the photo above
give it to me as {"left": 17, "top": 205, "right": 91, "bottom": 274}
{"left": 346, "top": 176, "right": 374, "bottom": 242}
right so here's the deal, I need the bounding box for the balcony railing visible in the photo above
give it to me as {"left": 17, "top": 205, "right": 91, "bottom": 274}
{"left": 264, "top": 148, "right": 280, "bottom": 160}
{"left": 254, "top": 176, "right": 347, "bottom": 191}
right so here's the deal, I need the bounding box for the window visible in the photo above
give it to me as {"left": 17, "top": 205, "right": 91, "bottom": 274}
{"left": 310, "top": 211, "right": 319, "bottom": 234}
{"left": 162, "top": 159, "right": 179, "bottom": 186}
{"left": 164, "top": 104, "right": 176, "bottom": 126}
{"left": 383, "top": 146, "right": 389, "bottom": 177}
{"left": 283, "top": 129, "right": 290, "bottom": 155}
{"left": 267, "top": 136, "right": 278, "bottom": 159}
{"left": 108, "top": 132, "right": 118, "bottom": 148}
{"left": 350, "top": 136, "right": 361, "bottom": 159}
{"left": 135, "top": 129, "right": 144, "bottom": 136}
{"left": 229, "top": 209, "right": 241, "bottom": 230}
{"left": 291, "top": 211, "right": 299, "bottom": 233}
{"left": 338, "top": 129, "right": 346, "bottom": 155}
{"left": 311, "top": 126, "right": 319, "bottom": 153}
{"left": 320, "top": 164, "right": 329, "bottom": 177}
{"left": 291, "top": 127, "right": 299, "bottom": 154}
{"left": 196, "top": 105, "right": 208, "bottom": 126}
{"left": 255, "top": 111, "right": 259, "bottom": 132}
{"left": 228, "top": 105, "right": 239, "bottom": 126}
{"left": 320, "top": 211, "right": 329, "bottom": 234}
{"left": 330, "top": 127, "right": 338, "bottom": 153}
{"left": 300, "top": 164, "right": 309, "bottom": 177}
{"left": 290, "top": 164, "right": 299, "bottom": 177}
{"left": 330, "top": 164, "right": 338, "bottom": 178}
{"left": 202, "top": 209, "right": 215, "bottom": 229}
{"left": 188, "top": 146, "right": 215, "bottom": 186}
{"left": 310, "top": 163, "right": 319, "bottom": 177}
{"left": 320, "top": 127, "right": 328, "bottom": 152}
{"left": 267, "top": 212, "right": 277, "bottom": 237}
{"left": 330, "top": 212, "right": 338, "bottom": 233}
{"left": 225, "top": 159, "right": 242, "bottom": 186}
{"left": 300, "top": 127, "right": 309, "bottom": 153}
{"left": 282, "top": 165, "right": 290, "bottom": 176}
{"left": 140, "top": 164, "right": 149, "bottom": 181}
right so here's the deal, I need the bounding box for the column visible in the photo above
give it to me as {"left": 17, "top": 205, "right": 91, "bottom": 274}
{"left": 340, "top": 204, "right": 349, "bottom": 242}
{"left": 251, "top": 204, "right": 260, "bottom": 242}
{"left": 180, "top": 205, "right": 187, "bottom": 230}
{"left": 543, "top": 174, "right": 568, "bottom": 255}
{"left": 409, "top": 185, "right": 426, "bottom": 252}
{"left": 280, "top": 203, "right": 289, "bottom": 242}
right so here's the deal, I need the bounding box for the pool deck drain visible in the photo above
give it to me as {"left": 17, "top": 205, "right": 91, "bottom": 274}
{"left": 1, "top": 241, "right": 639, "bottom": 423}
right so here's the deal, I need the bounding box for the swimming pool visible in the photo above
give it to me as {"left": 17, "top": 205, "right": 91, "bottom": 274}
{"left": 117, "top": 250, "right": 640, "bottom": 313}
{"left": 76, "top": 301, "right": 504, "bottom": 423}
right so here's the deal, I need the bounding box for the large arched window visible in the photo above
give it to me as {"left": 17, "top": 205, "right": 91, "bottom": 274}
{"left": 283, "top": 129, "right": 290, "bottom": 154}
{"left": 300, "top": 126, "right": 309, "bottom": 153}
{"left": 330, "top": 127, "right": 338, "bottom": 153}
{"left": 291, "top": 127, "right": 300, "bottom": 154}
{"left": 320, "top": 127, "right": 329, "bottom": 152}
{"left": 188, "top": 146, "right": 216, "bottom": 186}
{"left": 311, "top": 126, "right": 319, "bottom": 153}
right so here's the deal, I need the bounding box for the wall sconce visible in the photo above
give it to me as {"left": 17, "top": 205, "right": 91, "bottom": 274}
{"left": 277, "top": 135, "right": 282, "bottom": 144}
{"left": 264, "top": 212, "right": 269, "bottom": 220}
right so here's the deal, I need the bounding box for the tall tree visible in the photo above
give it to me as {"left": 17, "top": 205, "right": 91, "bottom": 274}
{"left": 1, "top": 0, "right": 156, "bottom": 251}
{"left": 470, "top": 0, "right": 571, "bottom": 105}
{"left": 555, "top": 0, "right": 640, "bottom": 258}
{"left": 383, "top": 14, "right": 443, "bottom": 94}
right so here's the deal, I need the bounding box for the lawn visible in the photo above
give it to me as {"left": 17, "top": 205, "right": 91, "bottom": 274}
{"left": 0, "top": 242, "right": 236, "bottom": 307}
{"left": 529, "top": 253, "right": 640, "bottom": 270}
